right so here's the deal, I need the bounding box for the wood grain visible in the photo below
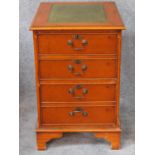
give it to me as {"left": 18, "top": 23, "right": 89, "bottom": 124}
{"left": 38, "top": 33, "right": 117, "bottom": 54}
{"left": 40, "top": 105, "right": 116, "bottom": 125}
{"left": 40, "top": 83, "right": 116, "bottom": 102}
{"left": 39, "top": 58, "right": 117, "bottom": 79}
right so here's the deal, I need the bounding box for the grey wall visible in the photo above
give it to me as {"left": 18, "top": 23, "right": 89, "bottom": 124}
{"left": 20, "top": 0, "right": 135, "bottom": 155}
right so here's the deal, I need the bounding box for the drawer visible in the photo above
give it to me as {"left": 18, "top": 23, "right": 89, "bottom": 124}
{"left": 40, "top": 83, "right": 116, "bottom": 102}
{"left": 38, "top": 33, "right": 117, "bottom": 54}
{"left": 41, "top": 105, "right": 116, "bottom": 124}
{"left": 39, "top": 58, "right": 117, "bottom": 79}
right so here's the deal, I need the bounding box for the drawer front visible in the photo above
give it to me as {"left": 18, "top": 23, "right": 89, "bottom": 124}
{"left": 39, "top": 59, "right": 117, "bottom": 79}
{"left": 41, "top": 106, "right": 116, "bottom": 124}
{"left": 40, "top": 84, "right": 116, "bottom": 102}
{"left": 38, "top": 34, "right": 117, "bottom": 54}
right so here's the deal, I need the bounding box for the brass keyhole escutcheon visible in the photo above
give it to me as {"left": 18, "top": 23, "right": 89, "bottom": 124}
{"left": 73, "top": 34, "right": 82, "bottom": 39}
{"left": 74, "top": 59, "right": 81, "bottom": 64}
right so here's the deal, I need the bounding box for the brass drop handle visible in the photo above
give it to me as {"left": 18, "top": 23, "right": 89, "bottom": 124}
{"left": 68, "top": 86, "right": 88, "bottom": 99}
{"left": 67, "top": 64, "right": 87, "bottom": 75}
{"left": 73, "top": 47, "right": 84, "bottom": 51}
{"left": 69, "top": 107, "right": 88, "bottom": 117}
{"left": 74, "top": 96, "right": 84, "bottom": 99}
{"left": 74, "top": 72, "right": 81, "bottom": 76}
{"left": 67, "top": 38, "right": 88, "bottom": 51}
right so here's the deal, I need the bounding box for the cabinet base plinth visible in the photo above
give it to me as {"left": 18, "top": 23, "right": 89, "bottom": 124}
{"left": 36, "top": 126, "right": 121, "bottom": 150}
{"left": 95, "top": 132, "right": 121, "bottom": 150}
{"left": 36, "top": 132, "right": 63, "bottom": 150}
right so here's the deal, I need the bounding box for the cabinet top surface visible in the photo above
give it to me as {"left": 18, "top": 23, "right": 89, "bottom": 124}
{"left": 30, "top": 2, "right": 125, "bottom": 31}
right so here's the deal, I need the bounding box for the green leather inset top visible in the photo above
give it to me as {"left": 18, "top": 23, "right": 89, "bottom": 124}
{"left": 48, "top": 4, "right": 106, "bottom": 23}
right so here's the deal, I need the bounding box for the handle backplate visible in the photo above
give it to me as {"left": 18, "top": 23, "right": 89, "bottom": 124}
{"left": 67, "top": 34, "right": 88, "bottom": 51}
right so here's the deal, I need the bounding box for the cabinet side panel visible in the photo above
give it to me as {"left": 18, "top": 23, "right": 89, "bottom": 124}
{"left": 33, "top": 31, "right": 41, "bottom": 127}
{"left": 116, "top": 31, "right": 122, "bottom": 126}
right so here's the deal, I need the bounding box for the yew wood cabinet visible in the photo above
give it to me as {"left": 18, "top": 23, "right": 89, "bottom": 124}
{"left": 30, "top": 2, "right": 125, "bottom": 150}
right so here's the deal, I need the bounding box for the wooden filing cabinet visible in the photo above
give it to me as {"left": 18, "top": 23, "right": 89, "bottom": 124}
{"left": 30, "top": 2, "right": 125, "bottom": 150}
